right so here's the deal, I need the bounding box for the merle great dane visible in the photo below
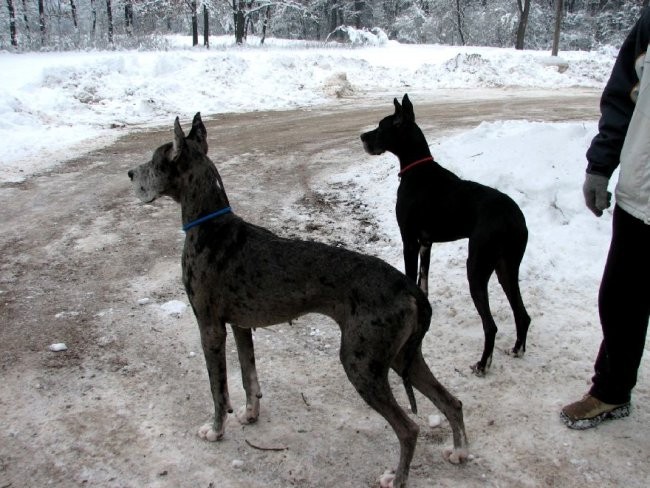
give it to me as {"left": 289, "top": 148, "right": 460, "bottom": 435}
{"left": 361, "top": 95, "right": 531, "bottom": 376}
{"left": 127, "top": 113, "right": 468, "bottom": 487}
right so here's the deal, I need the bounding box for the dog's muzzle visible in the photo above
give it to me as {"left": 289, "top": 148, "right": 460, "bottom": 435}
{"left": 128, "top": 166, "right": 158, "bottom": 203}
{"left": 360, "top": 132, "right": 384, "bottom": 156}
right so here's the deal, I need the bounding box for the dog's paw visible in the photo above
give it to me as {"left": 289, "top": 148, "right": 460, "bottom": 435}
{"left": 198, "top": 423, "right": 224, "bottom": 442}
{"left": 378, "top": 470, "right": 395, "bottom": 488}
{"left": 236, "top": 405, "right": 259, "bottom": 425}
{"left": 443, "top": 447, "right": 469, "bottom": 465}
{"left": 509, "top": 346, "right": 525, "bottom": 358}
{"left": 470, "top": 362, "right": 487, "bottom": 377}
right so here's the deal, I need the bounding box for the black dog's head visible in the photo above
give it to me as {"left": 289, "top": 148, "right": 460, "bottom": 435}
{"left": 360, "top": 94, "right": 416, "bottom": 156}
{"left": 128, "top": 113, "right": 223, "bottom": 204}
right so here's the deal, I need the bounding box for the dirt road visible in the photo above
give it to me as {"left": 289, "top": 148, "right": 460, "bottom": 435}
{"left": 4, "top": 89, "right": 635, "bottom": 488}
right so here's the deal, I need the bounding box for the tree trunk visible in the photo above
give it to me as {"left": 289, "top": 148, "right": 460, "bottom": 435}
{"left": 7, "top": 0, "right": 17, "bottom": 46}
{"left": 245, "top": 0, "right": 253, "bottom": 39}
{"left": 515, "top": 0, "right": 531, "bottom": 50}
{"left": 551, "top": 0, "right": 563, "bottom": 56}
{"left": 124, "top": 0, "right": 133, "bottom": 36}
{"left": 69, "top": 0, "right": 78, "bottom": 28}
{"left": 235, "top": 1, "right": 245, "bottom": 44}
{"left": 106, "top": 0, "right": 113, "bottom": 44}
{"left": 38, "top": 0, "right": 45, "bottom": 45}
{"left": 244, "top": 15, "right": 251, "bottom": 39}
{"left": 91, "top": 0, "right": 97, "bottom": 36}
{"left": 260, "top": 6, "right": 270, "bottom": 45}
{"left": 191, "top": 0, "right": 198, "bottom": 46}
{"left": 232, "top": 0, "right": 237, "bottom": 35}
{"left": 21, "top": 0, "right": 30, "bottom": 42}
{"left": 354, "top": 0, "right": 363, "bottom": 29}
{"left": 203, "top": 5, "right": 209, "bottom": 48}
{"left": 455, "top": 0, "right": 465, "bottom": 45}
{"left": 329, "top": 0, "right": 339, "bottom": 32}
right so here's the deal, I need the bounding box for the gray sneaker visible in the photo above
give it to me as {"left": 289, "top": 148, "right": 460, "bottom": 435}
{"left": 560, "top": 394, "right": 630, "bottom": 430}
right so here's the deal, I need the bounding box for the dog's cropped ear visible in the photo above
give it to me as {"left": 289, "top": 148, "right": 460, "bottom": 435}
{"left": 393, "top": 97, "right": 403, "bottom": 125}
{"left": 402, "top": 94, "right": 415, "bottom": 123}
{"left": 171, "top": 116, "right": 186, "bottom": 161}
{"left": 188, "top": 112, "right": 209, "bottom": 155}
{"left": 393, "top": 97, "right": 402, "bottom": 114}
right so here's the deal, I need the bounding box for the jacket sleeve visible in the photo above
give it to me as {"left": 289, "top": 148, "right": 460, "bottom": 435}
{"left": 586, "top": 8, "right": 650, "bottom": 178}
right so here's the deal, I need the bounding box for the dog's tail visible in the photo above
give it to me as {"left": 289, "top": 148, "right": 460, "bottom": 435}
{"left": 402, "top": 371, "right": 418, "bottom": 414}
{"left": 401, "top": 291, "right": 432, "bottom": 414}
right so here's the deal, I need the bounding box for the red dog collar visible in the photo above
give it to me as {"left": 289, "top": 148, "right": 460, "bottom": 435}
{"left": 398, "top": 156, "right": 434, "bottom": 177}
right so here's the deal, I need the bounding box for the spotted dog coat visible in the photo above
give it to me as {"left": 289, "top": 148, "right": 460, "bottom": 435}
{"left": 128, "top": 113, "right": 468, "bottom": 488}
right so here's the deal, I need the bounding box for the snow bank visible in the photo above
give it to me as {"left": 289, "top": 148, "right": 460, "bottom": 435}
{"left": 1, "top": 36, "right": 615, "bottom": 182}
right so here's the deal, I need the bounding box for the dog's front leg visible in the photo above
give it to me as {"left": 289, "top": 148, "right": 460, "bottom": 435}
{"left": 197, "top": 319, "right": 232, "bottom": 442}
{"left": 231, "top": 325, "right": 262, "bottom": 425}
{"left": 417, "top": 243, "right": 431, "bottom": 296}
{"left": 402, "top": 237, "right": 420, "bottom": 283}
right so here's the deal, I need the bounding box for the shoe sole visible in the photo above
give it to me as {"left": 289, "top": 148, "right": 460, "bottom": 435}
{"left": 560, "top": 403, "right": 631, "bottom": 430}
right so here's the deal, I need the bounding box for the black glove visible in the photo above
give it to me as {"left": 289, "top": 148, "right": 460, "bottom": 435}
{"left": 582, "top": 173, "right": 611, "bottom": 217}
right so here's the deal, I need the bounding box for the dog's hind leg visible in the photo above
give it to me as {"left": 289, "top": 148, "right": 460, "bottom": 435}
{"left": 466, "top": 243, "right": 499, "bottom": 376}
{"left": 393, "top": 349, "right": 469, "bottom": 463}
{"left": 417, "top": 243, "right": 432, "bottom": 296}
{"left": 351, "top": 374, "right": 417, "bottom": 488}
{"left": 196, "top": 318, "right": 233, "bottom": 442}
{"left": 495, "top": 257, "right": 531, "bottom": 358}
{"left": 231, "top": 325, "right": 262, "bottom": 424}
{"left": 340, "top": 330, "right": 418, "bottom": 488}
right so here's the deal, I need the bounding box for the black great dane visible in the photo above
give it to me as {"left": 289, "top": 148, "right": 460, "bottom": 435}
{"left": 128, "top": 113, "right": 469, "bottom": 487}
{"left": 361, "top": 95, "right": 531, "bottom": 376}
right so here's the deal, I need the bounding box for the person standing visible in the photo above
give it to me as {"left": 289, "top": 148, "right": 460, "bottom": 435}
{"left": 561, "top": 9, "right": 650, "bottom": 429}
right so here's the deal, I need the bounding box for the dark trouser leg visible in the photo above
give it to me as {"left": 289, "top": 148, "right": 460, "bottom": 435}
{"left": 589, "top": 206, "right": 650, "bottom": 405}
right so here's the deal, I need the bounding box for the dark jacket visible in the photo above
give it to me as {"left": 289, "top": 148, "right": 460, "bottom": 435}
{"left": 586, "top": 8, "right": 650, "bottom": 224}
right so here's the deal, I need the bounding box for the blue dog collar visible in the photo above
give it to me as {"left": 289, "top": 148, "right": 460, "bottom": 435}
{"left": 183, "top": 206, "right": 232, "bottom": 232}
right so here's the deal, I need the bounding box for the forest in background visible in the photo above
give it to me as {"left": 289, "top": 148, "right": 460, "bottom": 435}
{"left": 2, "top": 0, "right": 646, "bottom": 52}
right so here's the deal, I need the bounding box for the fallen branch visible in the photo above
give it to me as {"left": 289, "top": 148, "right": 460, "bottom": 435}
{"left": 245, "top": 439, "right": 288, "bottom": 451}
{"left": 301, "top": 392, "right": 311, "bottom": 407}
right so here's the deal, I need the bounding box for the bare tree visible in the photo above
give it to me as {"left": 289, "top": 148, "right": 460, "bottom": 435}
{"left": 125, "top": 0, "right": 134, "bottom": 36}
{"left": 191, "top": 0, "right": 198, "bottom": 45}
{"left": 20, "top": 0, "right": 30, "bottom": 42}
{"left": 515, "top": 0, "right": 531, "bottom": 49}
{"left": 244, "top": 0, "right": 254, "bottom": 38}
{"left": 106, "top": 0, "right": 114, "bottom": 44}
{"left": 203, "top": 4, "right": 209, "bottom": 47}
{"left": 7, "top": 0, "right": 18, "bottom": 46}
{"left": 70, "top": 0, "right": 78, "bottom": 28}
{"left": 229, "top": 0, "right": 311, "bottom": 44}
{"left": 232, "top": 0, "right": 237, "bottom": 32}
{"left": 260, "top": 5, "right": 270, "bottom": 44}
{"left": 91, "top": 0, "right": 97, "bottom": 36}
{"left": 455, "top": 0, "right": 465, "bottom": 45}
{"left": 38, "top": 0, "right": 45, "bottom": 45}
{"left": 552, "top": 0, "right": 563, "bottom": 56}
{"left": 235, "top": 0, "right": 245, "bottom": 44}
{"left": 354, "top": 0, "right": 363, "bottom": 28}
